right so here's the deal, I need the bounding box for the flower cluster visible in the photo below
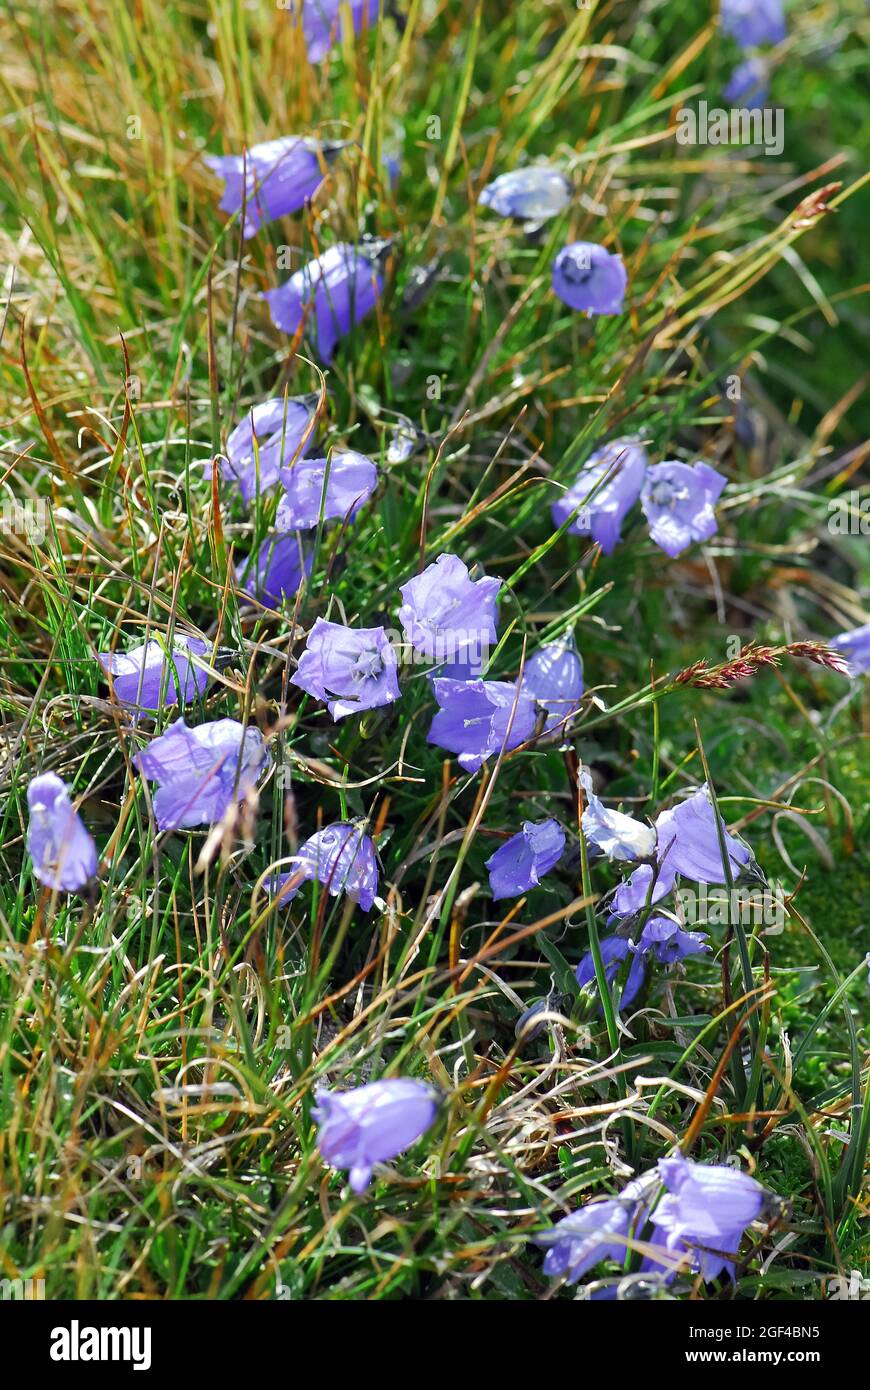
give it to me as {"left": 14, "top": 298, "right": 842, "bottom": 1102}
{"left": 536, "top": 1151, "right": 772, "bottom": 1288}
{"left": 575, "top": 782, "right": 751, "bottom": 1011}
{"left": 552, "top": 439, "right": 728, "bottom": 558}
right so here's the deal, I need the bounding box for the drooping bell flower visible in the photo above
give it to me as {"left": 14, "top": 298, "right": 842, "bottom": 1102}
{"left": 551, "top": 439, "right": 648, "bottom": 554}
{"left": 209, "top": 395, "right": 317, "bottom": 503}
{"left": 235, "top": 533, "right": 311, "bottom": 608}
{"left": 721, "top": 0, "right": 786, "bottom": 50}
{"left": 273, "top": 821, "right": 379, "bottom": 911}
{"left": 534, "top": 1154, "right": 772, "bottom": 1286}
{"left": 204, "top": 136, "right": 341, "bottom": 239}
{"left": 650, "top": 1152, "right": 768, "bottom": 1281}
{"left": 427, "top": 678, "right": 538, "bottom": 773}
{"left": 26, "top": 773, "right": 98, "bottom": 893}
{"left": 97, "top": 635, "right": 211, "bottom": 711}
{"left": 640, "top": 460, "right": 726, "bottom": 558}
{"left": 264, "top": 240, "right": 385, "bottom": 362}
{"left": 723, "top": 56, "right": 770, "bottom": 108}
{"left": 580, "top": 770, "right": 656, "bottom": 862}
{"left": 654, "top": 784, "right": 750, "bottom": 883}
{"left": 478, "top": 165, "right": 572, "bottom": 226}
{"left": 276, "top": 451, "right": 378, "bottom": 530}
{"left": 610, "top": 862, "right": 675, "bottom": 920}
{"left": 133, "top": 718, "right": 268, "bottom": 831}
{"left": 290, "top": 617, "right": 400, "bottom": 720}
{"left": 522, "top": 637, "right": 584, "bottom": 734}
{"left": 534, "top": 1175, "right": 652, "bottom": 1281}
{"left": 398, "top": 553, "right": 501, "bottom": 668}
{"left": 299, "top": 0, "right": 380, "bottom": 64}
{"left": 313, "top": 1077, "right": 439, "bottom": 1193}
{"left": 576, "top": 933, "right": 647, "bottom": 1012}
{"left": 485, "top": 818, "right": 565, "bottom": 900}
{"left": 552, "top": 241, "right": 627, "bottom": 316}
{"left": 632, "top": 916, "right": 711, "bottom": 964}
{"left": 830, "top": 622, "right": 870, "bottom": 676}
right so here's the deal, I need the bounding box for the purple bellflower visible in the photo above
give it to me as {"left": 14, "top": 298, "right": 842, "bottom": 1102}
{"left": 273, "top": 821, "right": 379, "bottom": 911}
{"left": 290, "top": 617, "right": 400, "bottom": 721}
{"left": 276, "top": 451, "right": 378, "bottom": 530}
{"left": 830, "top": 622, "right": 870, "bottom": 676}
{"left": 427, "top": 678, "right": 538, "bottom": 773}
{"left": 26, "top": 773, "right": 98, "bottom": 893}
{"left": 536, "top": 1154, "right": 769, "bottom": 1286}
{"left": 640, "top": 460, "right": 727, "bottom": 558}
{"left": 535, "top": 1174, "right": 654, "bottom": 1282}
{"left": 576, "top": 934, "right": 647, "bottom": 1012}
{"left": 264, "top": 241, "right": 385, "bottom": 362}
{"left": 300, "top": 0, "right": 380, "bottom": 64}
{"left": 581, "top": 771, "right": 656, "bottom": 862}
{"left": 632, "top": 916, "right": 711, "bottom": 964}
{"left": 478, "top": 166, "right": 572, "bottom": 225}
{"left": 485, "top": 818, "right": 566, "bottom": 900}
{"left": 721, "top": 0, "right": 786, "bottom": 50}
{"left": 134, "top": 718, "right": 267, "bottom": 831}
{"left": 609, "top": 786, "right": 750, "bottom": 920}
{"left": 522, "top": 637, "right": 585, "bottom": 734}
{"left": 552, "top": 241, "right": 627, "bottom": 316}
{"left": 98, "top": 635, "right": 210, "bottom": 711}
{"left": 313, "top": 1077, "right": 438, "bottom": 1193}
{"left": 651, "top": 1152, "right": 768, "bottom": 1281}
{"left": 552, "top": 438, "right": 648, "bottom": 554}
{"left": 398, "top": 553, "right": 501, "bottom": 669}
{"left": 723, "top": 56, "right": 770, "bottom": 107}
{"left": 655, "top": 784, "right": 750, "bottom": 884}
{"left": 235, "top": 533, "right": 311, "bottom": 608}
{"left": 610, "top": 862, "right": 673, "bottom": 919}
{"left": 208, "top": 395, "right": 317, "bottom": 503}
{"left": 204, "top": 137, "right": 338, "bottom": 239}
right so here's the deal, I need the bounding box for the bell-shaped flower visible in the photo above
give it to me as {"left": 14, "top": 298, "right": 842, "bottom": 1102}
{"left": 721, "top": 0, "right": 786, "bottom": 50}
{"left": 609, "top": 861, "right": 676, "bottom": 920}
{"left": 581, "top": 771, "right": 656, "bottom": 862}
{"left": 300, "top": 0, "right": 380, "bottom": 64}
{"left": 650, "top": 1152, "right": 768, "bottom": 1281}
{"left": 632, "top": 916, "right": 711, "bottom": 964}
{"left": 290, "top": 617, "right": 400, "bottom": 721}
{"left": 276, "top": 452, "right": 378, "bottom": 530}
{"left": 427, "top": 677, "right": 538, "bottom": 773}
{"left": 723, "top": 56, "right": 770, "bottom": 107}
{"left": 133, "top": 718, "right": 267, "bottom": 831}
{"left": 654, "top": 784, "right": 750, "bottom": 884}
{"left": 485, "top": 818, "right": 566, "bottom": 900}
{"left": 26, "top": 773, "right": 98, "bottom": 893}
{"left": 478, "top": 165, "right": 572, "bottom": 225}
{"left": 522, "top": 637, "right": 584, "bottom": 734}
{"left": 398, "top": 553, "right": 501, "bottom": 667}
{"left": 97, "top": 635, "right": 210, "bottom": 711}
{"left": 313, "top": 1077, "right": 438, "bottom": 1193}
{"left": 576, "top": 934, "right": 647, "bottom": 1012}
{"left": 273, "top": 821, "right": 379, "bottom": 911}
{"left": 208, "top": 395, "right": 317, "bottom": 502}
{"left": 552, "top": 241, "right": 627, "bottom": 316}
{"left": 552, "top": 439, "right": 648, "bottom": 554}
{"left": 640, "top": 461, "right": 726, "bottom": 558}
{"left": 204, "top": 136, "right": 339, "bottom": 238}
{"left": 830, "top": 622, "right": 870, "bottom": 677}
{"left": 235, "top": 533, "right": 311, "bottom": 608}
{"left": 264, "top": 241, "right": 385, "bottom": 362}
